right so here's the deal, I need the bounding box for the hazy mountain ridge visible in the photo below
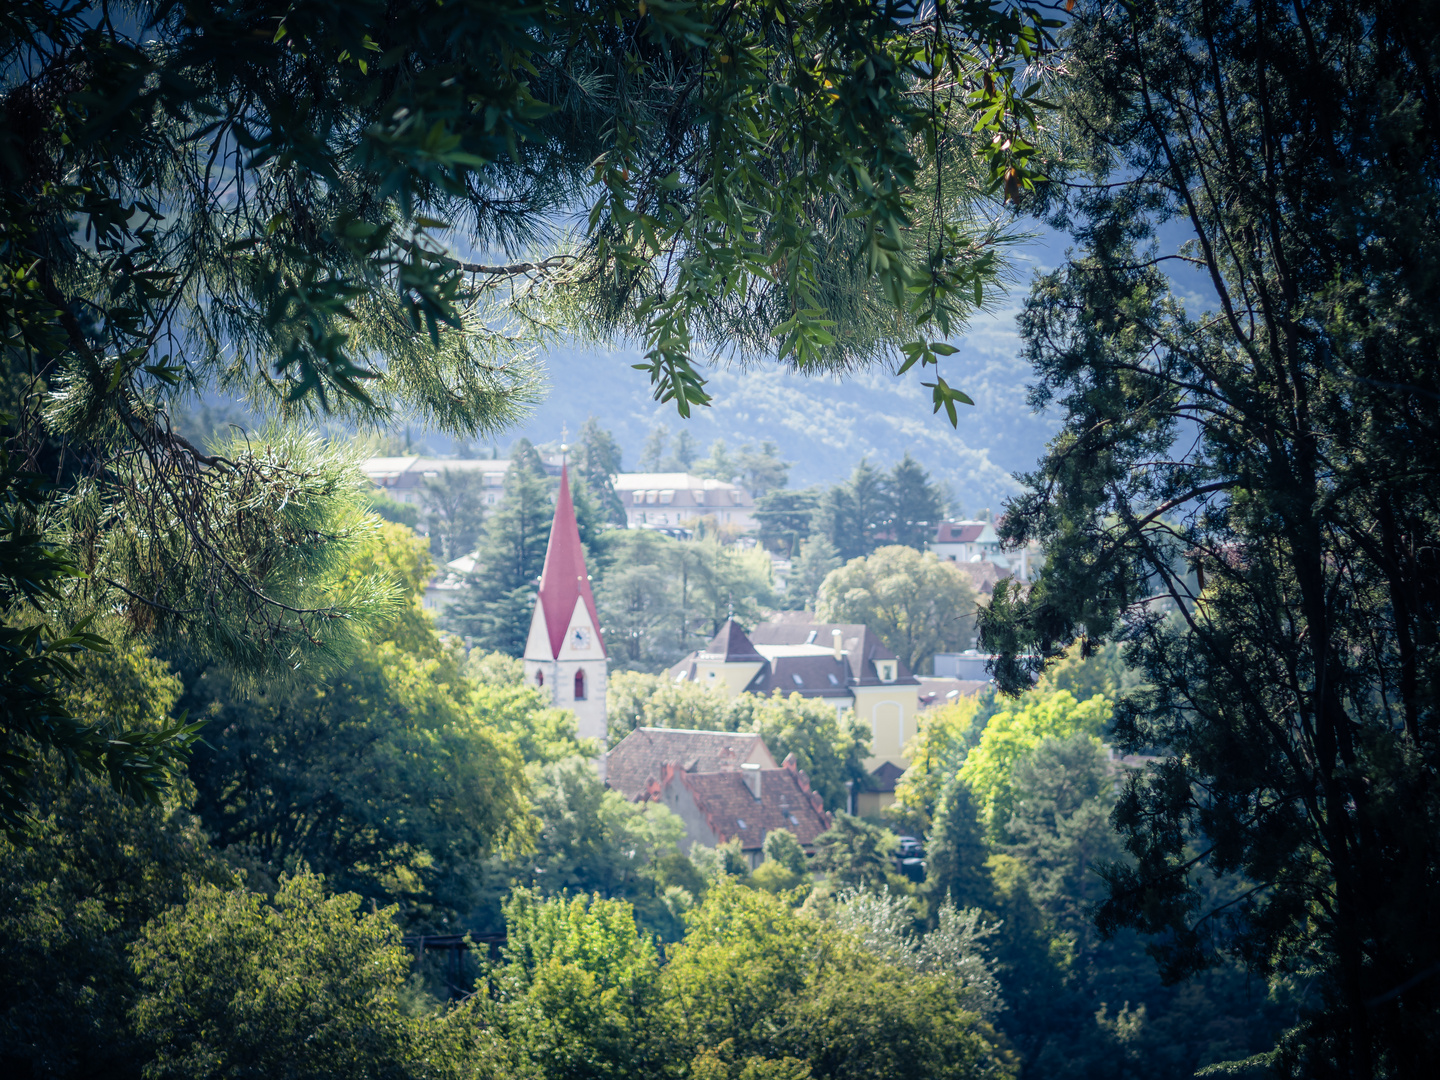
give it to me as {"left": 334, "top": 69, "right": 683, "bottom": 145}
{"left": 507, "top": 301, "right": 1060, "bottom": 512}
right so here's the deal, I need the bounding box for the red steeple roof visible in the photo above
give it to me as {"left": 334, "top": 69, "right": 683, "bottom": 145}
{"left": 537, "top": 466, "right": 605, "bottom": 658}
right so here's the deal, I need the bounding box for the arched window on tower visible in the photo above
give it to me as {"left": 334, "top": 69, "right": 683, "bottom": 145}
{"left": 574, "top": 668, "right": 587, "bottom": 700}
{"left": 535, "top": 670, "right": 544, "bottom": 688}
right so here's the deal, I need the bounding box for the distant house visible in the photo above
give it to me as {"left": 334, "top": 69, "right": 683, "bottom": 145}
{"left": 606, "top": 726, "right": 778, "bottom": 802}
{"left": 361, "top": 456, "right": 511, "bottom": 506}
{"left": 667, "top": 616, "right": 921, "bottom": 816}
{"left": 645, "top": 753, "right": 832, "bottom": 869}
{"left": 929, "top": 519, "right": 1041, "bottom": 583}
{"left": 613, "top": 472, "right": 757, "bottom": 532}
{"left": 917, "top": 677, "right": 989, "bottom": 710}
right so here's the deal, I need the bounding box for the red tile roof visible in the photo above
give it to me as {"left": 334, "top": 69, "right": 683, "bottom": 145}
{"left": 606, "top": 727, "right": 776, "bottom": 801}
{"left": 935, "top": 522, "right": 986, "bottom": 543}
{"left": 652, "top": 755, "right": 832, "bottom": 851}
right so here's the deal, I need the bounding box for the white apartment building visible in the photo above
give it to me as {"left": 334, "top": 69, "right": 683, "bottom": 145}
{"left": 613, "top": 472, "right": 757, "bottom": 532}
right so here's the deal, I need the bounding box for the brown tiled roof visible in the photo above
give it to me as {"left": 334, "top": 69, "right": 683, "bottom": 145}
{"left": 657, "top": 757, "right": 832, "bottom": 851}
{"left": 700, "top": 619, "right": 764, "bottom": 661}
{"left": 935, "top": 522, "right": 985, "bottom": 543}
{"left": 951, "top": 560, "right": 1013, "bottom": 596}
{"left": 606, "top": 727, "right": 777, "bottom": 800}
{"left": 867, "top": 760, "right": 907, "bottom": 793}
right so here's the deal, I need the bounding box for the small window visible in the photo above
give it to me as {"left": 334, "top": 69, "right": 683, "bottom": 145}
{"left": 536, "top": 670, "right": 544, "bottom": 687}
{"left": 791, "top": 673, "right": 804, "bottom": 686}
{"left": 827, "top": 673, "right": 840, "bottom": 686}
{"left": 574, "top": 669, "right": 587, "bottom": 700}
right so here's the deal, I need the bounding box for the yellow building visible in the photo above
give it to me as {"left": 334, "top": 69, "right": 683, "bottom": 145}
{"left": 668, "top": 617, "right": 920, "bottom": 817}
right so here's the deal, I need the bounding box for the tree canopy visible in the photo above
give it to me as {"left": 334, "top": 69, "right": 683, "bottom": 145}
{"left": 981, "top": 0, "right": 1440, "bottom": 1071}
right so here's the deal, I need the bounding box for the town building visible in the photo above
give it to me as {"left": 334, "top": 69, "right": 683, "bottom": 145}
{"left": 667, "top": 615, "right": 920, "bottom": 816}
{"left": 929, "top": 519, "right": 1042, "bottom": 584}
{"left": 606, "top": 727, "right": 778, "bottom": 802}
{"left": 917, "top": 677, "right": 990, "bottom": 710}
{"left": 360, "top": 455, "right": 512, "bottom": 506}
{"left": 644, "top": 753, "right": 833, "bottom": 869}
{"left": 613, "top": 472, "right": 757, "bottom": 532}
{"left": 521, "top": 466, "right": 608, "bottom": 755}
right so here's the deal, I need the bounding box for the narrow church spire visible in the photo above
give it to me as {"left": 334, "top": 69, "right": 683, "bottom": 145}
{"left": 535, "top": 466, "right": 605, "bottom": 659}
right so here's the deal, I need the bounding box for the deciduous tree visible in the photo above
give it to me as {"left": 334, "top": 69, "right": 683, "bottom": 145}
{"left": 816, "top": 545, "right": 980, "bottom": 673}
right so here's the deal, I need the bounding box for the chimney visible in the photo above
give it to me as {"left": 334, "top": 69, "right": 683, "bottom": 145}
{"left": 740, "top": 762, "right": 762, "bottom": 800}
{"left": 831, "top": 628, "right": 843, "bottom": 661}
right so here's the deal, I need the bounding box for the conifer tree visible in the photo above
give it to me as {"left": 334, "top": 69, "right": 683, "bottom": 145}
{"left": 448, "top": 440, "right": 552, "bottom": 655}
{"left": 575, "top": 418, "right": 625, "bottom": 527}
{"left": 885, "top": 454, "right": 946, "bottom": 551}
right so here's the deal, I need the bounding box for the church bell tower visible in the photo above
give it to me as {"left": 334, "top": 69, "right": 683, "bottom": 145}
{"left": 523, "top": 465, "right": 608, "bottom": 762}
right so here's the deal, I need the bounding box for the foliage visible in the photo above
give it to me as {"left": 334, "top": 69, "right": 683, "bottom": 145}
{"left": 884, "top": 454, "right": 947, "bottom": 551}
{"left": 763, "top": 828, "right": 810, "bottom": 877}
{"left": 893, "top": 694, "right": 986, "bottom": 832}
{"left": 923, "top": 776, "right": 996, "bottom": 915}
{"left": 981, "top": 0, "right": 1440, "bottom": 1069}
{"left": 173, "top": 529, "right": 530, "bottom": 930}
{"left": 784, "top": 534, "right": 842, "bottom": 613}
{"left": 811, "top": 813, "right": 900, "bottom": 892}
{"left": 958, "top": 690, "right": 1111, "bottom": 838}
{"left": 175, "top": 633, "right": 530, "bottom": 931}
{"left": 487, "top": 889, "right": 663, "bottom": 1080}
{"left": 595, "top": 531, "right": 773, "bottom": 671}
{"left": 131, "top": 871, "right": 486, "bottom": 1080}
{"left": 830, "top": 889, "right": 1003, "bottom": 1020}
{"left": 420, "top": 470, "right": 490, "bottom": 562}
{"left": 445, "top": 440, "right": 552, "bottom": 654}
{"left": 813, "top": 460, "right": 890, "bottom": 562}
{"left": 664, "top": 881, "right": 1015, "bottom": 1080}
{"left": 817, "top": 545, "right": 980, "bottom": 673}
{"left": 751, "top": 828, "right": 811, "bottom": 895}
{"left": 754, "top": 488, "right": 821, "bottom": 558}
{"left": 0, "top": 644, "right": 228, "bottom": 1080}
{"left": 608, "top": 669, "right": 728, "bottom": 737}
{"left": 574, "top": 419, "right": 626, "bottom": 527}
{"left": 484, "top": 757, "right": 692, "bottom": 941}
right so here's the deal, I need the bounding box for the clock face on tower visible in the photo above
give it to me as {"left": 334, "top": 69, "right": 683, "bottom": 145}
{"left": 571, "top": 626, "right": 591, "bottom": 651}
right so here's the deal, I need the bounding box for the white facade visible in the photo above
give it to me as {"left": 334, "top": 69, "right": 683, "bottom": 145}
{"left": 613, "top": 472, "right": 758, "bottom": 532}
{"left": 522, "top": 595, "right": 609, "bottom": 749}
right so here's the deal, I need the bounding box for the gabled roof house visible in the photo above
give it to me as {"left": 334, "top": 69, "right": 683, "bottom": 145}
{"left": 667, "top": 617, "right": 921, "bottom": 816}
{"left": 606, "top": 727, "right": 777, "bottom": 802}
{"left": 645, "top": 753, "right": 833, "bottom": 869}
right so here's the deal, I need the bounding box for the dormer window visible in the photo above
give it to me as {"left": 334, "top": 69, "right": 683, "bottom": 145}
{"left": 878, "top": 661, "right": 896, "bottom": 682}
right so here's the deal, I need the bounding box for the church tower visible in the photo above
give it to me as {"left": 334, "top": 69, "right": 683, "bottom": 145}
{"left": 523, "top": 465, "right": 608, "bottom": 759}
